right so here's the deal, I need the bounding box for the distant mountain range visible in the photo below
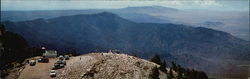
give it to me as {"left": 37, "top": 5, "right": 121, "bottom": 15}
{"left": 2, "top": 6, "right": 248, "bottom": 41}
{"left": 1, "top": 6, "right": 177, "bottom": 23}
{"left": 2, "top": 12, "right": 249, "bottom": 78}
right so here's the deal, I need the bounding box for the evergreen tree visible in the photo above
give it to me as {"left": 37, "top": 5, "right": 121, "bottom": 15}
{"left": 133, "top": 54, "right": 138, "bottom": 57}
{"left": 198, "top": 71, "right": 208, "bottom": 79}
{"left": 150, "top": 54, "right": 161, "bottom": 65}
{"left": 171, "top": 61, "right": 177, "bottom": 71}
{"left": 177, "top": 72, "right": 184, "bottom": 79}
{"left": 149, "top": 66, "right": 160, "bottom": 79}
{"left": 168, "top": 61, "right": 208, "bottom": 79}
{"left": 0, "top": 24, "right": 6, "bottom": 34}
{"left": 159, "top": 60, "right": 167, "bottom": 73}
{"left": 167, "top": 68, "right": 174, "bottom": 79}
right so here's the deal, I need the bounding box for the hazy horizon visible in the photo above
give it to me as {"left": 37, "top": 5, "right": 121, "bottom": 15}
{"left": 1, "top": 0, "right": 249, "bottom": 11}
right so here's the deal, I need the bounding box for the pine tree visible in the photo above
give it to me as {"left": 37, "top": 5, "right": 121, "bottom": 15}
{"left": 0, "top": 24, "right": 6, "bottom": 34}
{"left": 149, "top": 66, "right": 160, "bottom": 79}
{"left": 167, "top": 68, "right": 174, "bottom": 79}
{"left": 171, "top": 61, "right": 177, "bottom": 71}
{"left": 198, "top": 71, "right": 208, "bottom": 79}
{"left": 159, "top": 60, "right": 167, "bottom": 73}
{"left": 177, "top": 72, "right": 184, "bottom": 79}
{"left": 150, "top": 54, "right": 161, "bottom": 65}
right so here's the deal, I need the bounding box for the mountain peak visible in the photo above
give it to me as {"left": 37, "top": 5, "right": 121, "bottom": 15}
{"left": 62, "top": 12, "right": 118, "bottom": 18}
{"left": 47, "top": 11, "right": 128, "bottom": 24}
{"left": 98, "top": 12, "right": 116, "bottom": 15}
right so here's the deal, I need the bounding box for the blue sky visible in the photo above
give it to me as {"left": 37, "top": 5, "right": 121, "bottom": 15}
{"left": 1, "top": 0, "right": 249, "bottom": 11}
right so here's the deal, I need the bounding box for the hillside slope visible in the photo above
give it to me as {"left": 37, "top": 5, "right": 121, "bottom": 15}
{"left": 0, "top": 24, "right": 44, "bottom": 78}
{"left": 2, "top": 12, "right": 249, "bottom": 78}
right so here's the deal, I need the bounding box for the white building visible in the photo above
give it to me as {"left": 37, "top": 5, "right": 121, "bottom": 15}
{"left": 43, "top": 50, "right": 57, "bottom": 58}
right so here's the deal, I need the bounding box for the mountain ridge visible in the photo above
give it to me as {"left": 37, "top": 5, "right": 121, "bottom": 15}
{"left": 2, "top": 12, "right": 249, "bottom": 78}
{"left": 1, "top": 5, "right": 248, "bottom": 41}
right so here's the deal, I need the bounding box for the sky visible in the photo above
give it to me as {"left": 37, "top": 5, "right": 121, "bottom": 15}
{"left": 1, "top": 0, "right": 249, "bottom": 11}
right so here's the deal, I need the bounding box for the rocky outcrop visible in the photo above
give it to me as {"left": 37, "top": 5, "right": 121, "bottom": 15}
{"left": 57, "top": 52, "right": 169, "bottom": 79}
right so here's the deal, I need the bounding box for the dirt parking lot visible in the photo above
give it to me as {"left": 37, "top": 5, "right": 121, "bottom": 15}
{"left": 17, "top": 54, "right": 93, "bottom": 79}
{"left": 18, "top": 58, "right": 64, "bottom": 79}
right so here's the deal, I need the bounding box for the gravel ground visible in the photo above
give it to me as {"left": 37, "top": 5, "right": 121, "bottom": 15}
{"left": 18, "top": 58, "right": 63, "bottom": 79}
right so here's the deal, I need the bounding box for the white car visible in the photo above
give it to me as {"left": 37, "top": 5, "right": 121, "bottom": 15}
{"left": 29, "top": 60, "right": 36, "bottom": 66}
{"left": 58, "top": 55, "right": 64, "bottom": 60}
{"left": 50, "top": 70, "right": 56, "bottom": 77}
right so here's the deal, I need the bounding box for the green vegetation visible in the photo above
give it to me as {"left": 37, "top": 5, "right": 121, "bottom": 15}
{"left": 0, "top": 24, "right": 44, "bottom": 78}
{"left": 171, "top": 61, "right": 208, "bottom": 79}
{"left": 167, "top": 68, "right": 174, "bottom": 79}
{"left": 159, "top": 60, "right": 167, "bottom": 73}
{"left": 150, "top": 54, "right": 208, "bottom": 79}
{"left": 150, "top": 54, "right": 161, "bottom": 65}
{"left": 150, "top": 54, "right": 167, "bottom": 73}
{"left": 149, "top": 66, "right": 160, "bottom": 79}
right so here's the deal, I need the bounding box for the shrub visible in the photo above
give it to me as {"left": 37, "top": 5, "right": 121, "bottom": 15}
{"left": 149, "top": 66, "right": 160, "bottom": 79}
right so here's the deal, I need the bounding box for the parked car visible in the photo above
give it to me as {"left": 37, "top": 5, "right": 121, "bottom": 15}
{"left": 50, "top": 70, "right": 56, "bottom": 77}
{"left": 55, "top": 60, "right": 62, "bottom": 64}
{"left": 65, "top": 55, "right": 70, "bottom": 60}
{"left": 52, "top": 64, "right": 62, "bottom": 70}
{"left": 59, "top": 64, "right": 64, "bottom": 68}
{"left": 62, "top": 60, "right": 66, "bottom": 65}
{"left": 52, "top": 60, "right": 65, "bottom": 69}
{"left": 58, "top": 55, "right": 64, "bottom": 60}
{"left": 29, "top": 60, "right": 36, "bottom": 66}
{"left": 38, "top": 57, "right": 49, "bottom": 63}
{"left": 55, "top": 60, "right": 66, "bottom": 65}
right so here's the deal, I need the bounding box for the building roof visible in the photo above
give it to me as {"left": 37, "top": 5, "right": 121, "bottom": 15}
{"left": 44, "top": 50, "right": 57, "bottom": 56}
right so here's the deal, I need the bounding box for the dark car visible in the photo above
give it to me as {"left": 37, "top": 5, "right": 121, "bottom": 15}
{"left": 52, "top": 64, "right": 62, "bottom": 70}
{"left": 38, "top": 57, "right": 49, "bottom": 63}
